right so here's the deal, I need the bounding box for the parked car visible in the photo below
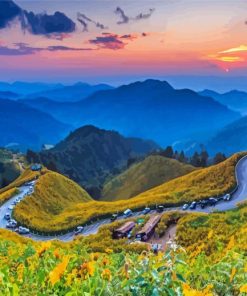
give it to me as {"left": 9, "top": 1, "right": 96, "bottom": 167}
{"left": 200, "top": 200, "right": 208, "bottom": 209}
{"left": 156, "top": 205, "right": 164, "bottom": 213}
{"left": 182, "top": 204, "right": 189, "bottom": 210}
{"left": 123, "top": 209, "right": 133, "bottom": 218}
{"left": 208, "top": 197, "right": 218, "bottom": 206}
{"left": 223, "top": 194, "right": 231, "bottom": 201}
{"left": 8, "top": 205, "right": 14, "bottom": 210}
{"left": 74, "top": 226, "right": 84, "bottom": 235}
{"left": 4, "top": 213, "right": 11, "bottom": 220}
{"left": 142, "top": 207, "right": 151, "bottom": 215}
{"left": 6, "top": 220, "right": 17, "bottom": 228}
{"left": 189, "top": 202, "right": 197, "bottom": 210}
{"left": 110, "top": 214, "right": 118, "bottom": 221}
{"left": 18, "top": 227, "right": 30, "bottom": 234}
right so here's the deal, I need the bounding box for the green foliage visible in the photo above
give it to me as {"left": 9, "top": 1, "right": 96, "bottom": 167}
{"left": 102, "top": 155, "right": 196, "bottom": 201}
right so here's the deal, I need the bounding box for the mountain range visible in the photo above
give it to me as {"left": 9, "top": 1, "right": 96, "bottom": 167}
{"left": 200, "top": 89, "right": 247, "bottom": 115}
{"left": 24, "top": 82, "right": 113, "bottom": 102}
{"left": 20, "top": 79, "right": 240, "bottom": 148}
{"left": 0, "top": 99, "right": 71, "bottom": 151}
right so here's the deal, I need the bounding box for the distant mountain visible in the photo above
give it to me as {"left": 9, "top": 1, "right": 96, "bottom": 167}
{"left": 0, "top": 149, "right": 20, "bottom": 188}
{"left": 21, "top": 80, "right": 240, "bottom": 148}
{"left": 0, "top": 99, "right": 71, "bottom": 151}
{"left": 72, "top": 80, "right": 240, "bottom": 147}
{"left": 0, "top": 91, "right": 20, "bottom": 100}
{"left": 37, "top": 125, "right": 159, "bottom": 198}
{"left": 0, "top": 81, "right": 64, "bottom": 96}
{"left": 25, "top": 82, "right": 114, "bottom": 102}
{"left": 200, "top": 89, "right": 247, "bottom": 114}
{"left": 101, "top": 155, "right": 196, "bottom": 201}
{"left": 207, "top": 116, "right": 247, "bottom": 155}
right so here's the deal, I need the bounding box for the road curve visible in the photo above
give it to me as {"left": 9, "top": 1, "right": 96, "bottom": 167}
{"left": 1, "top": 155, "right": 247, "bottom": 242}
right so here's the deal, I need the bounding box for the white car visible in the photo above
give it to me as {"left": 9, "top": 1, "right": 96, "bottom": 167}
{"left": 223, "top": 194, "right": 231, "bottom": 201}
{"left": 18, "top": 226, "right": 30, "bottom": 234}
{"left": 6, "top": 220, "right": 17, "bottom": 228}
{"left": 74, "top": 226, "right": 84, "bottom": 235}
{"left": 8, "top": 205, "right": 14, "bottom": 210}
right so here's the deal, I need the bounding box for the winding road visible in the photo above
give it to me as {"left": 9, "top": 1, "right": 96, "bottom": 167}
{"left": 1, "top": 155, "right": 247, "bottom": 242}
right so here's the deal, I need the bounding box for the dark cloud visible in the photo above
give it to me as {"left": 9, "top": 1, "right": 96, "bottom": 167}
{"left": 0, "top": 43, "right": 94, "bottom": 55}
{"left": 23, "top": 11, "right": 76, "bottom": 35}
{"left": 47, "top": 45, "right": 94, "bottom": 51}
{"left": 77, "top": 12, "right": 107, "bottom": 31}
{"left": 114, "top": 7, "right": 129, "bottom": 25}
{"left": 0, "top": 0, "right": 22, "bottom": 29}
{"left": 0, "top": 0, "right": 76, "bottom": 38}
{"left": 135, "top": 9, "right": 155, "bottom": 20}
{"left": 115, "top": 7, "right": 155, "bottom": 25}
{"left": 89, "top": 33, "right": 136, "bottom": 50}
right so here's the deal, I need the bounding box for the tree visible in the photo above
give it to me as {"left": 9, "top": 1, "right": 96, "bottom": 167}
{"left": 200, "top": 150, "right": 209, "bottom": 167}
{"left": 213, "top": 152, "right": 226, "bottom": 164}
{"left": 26, "top": 150, "right": 40, "bottom": 163}
{"left": 178, "top": 151, "right": 186, "bottom": 163}
{"left": 161, "top": 146, "right": 174, "bottom": 158}
{"left": 190, "top": 152, "right": 201, "bottom": 167}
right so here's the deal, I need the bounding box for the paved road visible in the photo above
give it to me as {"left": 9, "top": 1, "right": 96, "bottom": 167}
{"left": 1, "top": 155, "right": 247, "bottom": 242}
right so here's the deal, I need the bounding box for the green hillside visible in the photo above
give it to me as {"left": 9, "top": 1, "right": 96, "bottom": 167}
{"left": 14, "top": 170, "right": 92, "bottom": 230}
{"left": 102, "top": 155, "right": 196, "bottom": 201}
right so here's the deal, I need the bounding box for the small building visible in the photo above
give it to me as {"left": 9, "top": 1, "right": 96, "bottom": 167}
{"left": 136, "top": 215, "right": 161, "bottom": 242}
{"left": 113, "top": 221, "right": 135, "bottom": 239}
{"left": 30, "top": 163, "right": 42, "bottom": 171}
{"left": 42, "top": 144, "right": 54, "bottom": 151}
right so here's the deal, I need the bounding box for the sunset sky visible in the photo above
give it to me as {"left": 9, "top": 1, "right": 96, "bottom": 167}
{"left": 1, "top": 0, "right": 247, "bottom": 87}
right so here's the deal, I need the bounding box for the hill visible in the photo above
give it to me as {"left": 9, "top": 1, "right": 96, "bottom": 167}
{"left": 72, "top": 80, "right": 240, "bottom": 146}
{"left": 0, "top": 91, "right": 20, "bottom": 100}
{"left": 101, "top": 155, "right": 196, "bottom": 201}
{"left": 37, "top": 125, "right": 159, "bottom": 197}
{"left": 207, "top": 115, "right": 247, "bottom": 155}
{"left": 25, "top": 82, "right": 113, "bottom": 102}
{"left": 200, "top": 89, "right": 247, "bottom": 114}
{"left": 14, "top": 152, "right": 245, "bottom": 233}
{"left": 14, "top": 170, "right": 92, "bottom": 231}
{"left": 0, "top": 99, "right": 71, "bottom": 151}
{"left": 0, "top": 149, "right": 20, "bottom": 188}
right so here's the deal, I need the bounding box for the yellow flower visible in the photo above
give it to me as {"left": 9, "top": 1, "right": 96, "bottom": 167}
{"left": 182, "top": 283, "right": 213, "bottom": 296}
{"left": 53, "top": 249, "right": 60, "bottom": 259}
{"left": 230, "top": 267, "right": 236, "bottom": 282}
{"left": 90, "top": 252, "right": 100, "bottom": 261}
{"left": 79, "top": 261, "right": 95, "bottom": 279}
{"left": 105, "top": 248, "right": 113, "bottom": 254}
{"left": 240, "top": 284, "right": 247, "bottom": 293}
{"left": 101, "top": 269, "right": 111, "bottom": 281}
{"left": 102, "top": 257, "right": 109, "bottom": 266}
{"left": 49, "top": 256, "right": 69, "bottom": 286}
{"left": 207, "top": 230, "right": 213, "bottom": 239}
{"left": 226, "top": 236, "right": 235, "bottom": 251}
{"left": 37, "top": 241, "right": 51, "bottom": 257}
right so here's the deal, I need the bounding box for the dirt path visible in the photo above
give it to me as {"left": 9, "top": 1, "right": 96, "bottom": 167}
{"left": 148, "top": 224, "right": 177, "bottom": 250}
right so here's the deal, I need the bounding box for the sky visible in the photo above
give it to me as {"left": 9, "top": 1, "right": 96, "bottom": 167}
{"left": 1, "top": 0, "right": 247, "bottom": 89}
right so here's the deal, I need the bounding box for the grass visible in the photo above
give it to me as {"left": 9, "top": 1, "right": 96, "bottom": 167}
{"left": 0, "top": 187, "right": 19, "bottom": 205}
{"left": 0, "top": 167, "right": 42, "bottom": 194}
{"left": 101, "top": 155, "right": 196, "bottom": 201}
{"left": 12, "top": 152, "right": 246, "bottom": 233}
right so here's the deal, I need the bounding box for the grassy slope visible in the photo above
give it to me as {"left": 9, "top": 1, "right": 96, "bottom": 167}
{"left": 14, "top": 171, "right": 92, "bottom": 231}
{"left": 13, "top": 152, "right": 246, "bottom": 233}
{"left": 102, "top": 156, "right": 196, "bottom": 201}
